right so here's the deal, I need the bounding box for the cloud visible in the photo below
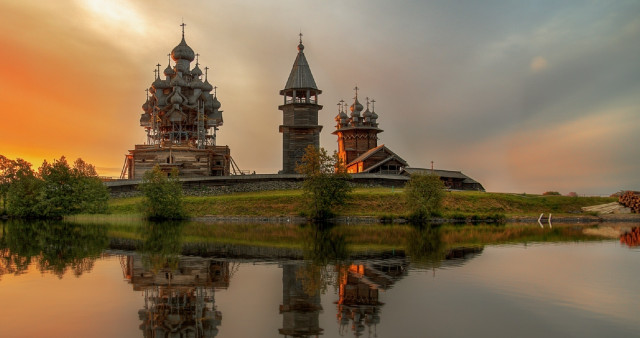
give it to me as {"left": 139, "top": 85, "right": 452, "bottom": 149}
{"left": 530, "top": 56, "right": 548, "bottom": 72}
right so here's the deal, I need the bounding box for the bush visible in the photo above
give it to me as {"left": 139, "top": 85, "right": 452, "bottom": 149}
{"left": 543, "top": 191, "right": 561, "bottom": 196}
{"left": 296, "top": 145, "right": 352, "bottom": 220}
{"left": 139, "top": 166, "right": 185, "bottom": 220}
{"left": 404, "top": 173, "right": 445, "bottom": 222}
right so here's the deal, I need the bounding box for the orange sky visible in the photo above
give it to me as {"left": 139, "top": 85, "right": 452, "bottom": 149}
{"left": 1, "top": 0, "right": 638, "bottom": 194}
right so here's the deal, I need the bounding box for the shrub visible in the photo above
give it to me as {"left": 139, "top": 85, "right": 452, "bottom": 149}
{"left": 139, "top": 166, "right": 185, "bottom": 220}
{"left": 296, "top": 145, "right": 352, "bottom": 220}
{"left": 543, "top": 191, "right": 561, "bottom": 196}
{"left": 404, "top": 173, "right": 445, "bottom": 222}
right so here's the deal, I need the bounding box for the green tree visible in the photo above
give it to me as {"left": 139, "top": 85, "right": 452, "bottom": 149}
{"left": 71, "top": 158, "right": 108, "bottom": 214}
{"left": 36, "top": 157, "right": 109, "bottom": 217}
{"left": 139, "top": 166, "right": 185, "bottom": 220}
{"left": 5, "top": 156, "right": 108, "bottom": 218}
{"left": 404, "top": 173, "right": 445, "bottom": 221}
{"left": 0, "top": 156, "right": 33, "bottom": 214}
{"left": 296, "top": 145, "right": 352, "bottom": 220}
{"left": 6, "top": 161, "right": 42, "bottom": 218}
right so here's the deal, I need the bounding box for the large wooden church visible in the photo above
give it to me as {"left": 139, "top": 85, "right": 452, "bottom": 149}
{"left": 122, "top": 24, "right": 231, "bottom": 180}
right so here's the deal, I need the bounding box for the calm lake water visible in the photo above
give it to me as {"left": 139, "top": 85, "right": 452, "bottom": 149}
{"left": 0, "top": 220, "right": 638, "bottom": 338}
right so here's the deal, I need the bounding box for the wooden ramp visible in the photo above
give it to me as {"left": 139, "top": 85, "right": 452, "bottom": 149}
{"left": 582, "top": 202, "right": 631, "bottom": 215}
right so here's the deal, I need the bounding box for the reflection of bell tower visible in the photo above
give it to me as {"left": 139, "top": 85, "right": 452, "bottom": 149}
{"left": 279, "top": 34, "right": 323, "bottom": 174}
{"left": 279, "top": 263, "right": 323, "bottom": 337}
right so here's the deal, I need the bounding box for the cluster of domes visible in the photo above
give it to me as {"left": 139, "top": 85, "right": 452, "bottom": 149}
{"left": 139, "top": 27, "right": 223, "bottom": 147}
{"left": 335, "top": 91, "right": 379, "bottom": 129}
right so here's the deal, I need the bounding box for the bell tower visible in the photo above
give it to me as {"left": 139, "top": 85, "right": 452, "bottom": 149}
{"left": 279, "top": 34, "right": 323, "bottom": 174}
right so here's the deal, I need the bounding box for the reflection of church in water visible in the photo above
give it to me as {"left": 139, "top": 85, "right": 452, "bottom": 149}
{"left": 122, "top": 254, "right": 232, "bottom": 338}
{"left": 278, "top": 257, "right": 409, "bottom": 338}
{"left": 336, "top": 258, "right": 409, "bottom": 337}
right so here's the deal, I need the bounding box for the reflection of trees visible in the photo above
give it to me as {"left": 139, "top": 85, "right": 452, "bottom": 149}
{"left": 0, "top": 219, "right": 108, "bottom": 280}
{"left": 405, "top": 224, "right": 447, "bottom": 268}
{"left": 138, "top": 221, "right": 185, "bottom": 273}
{"left": 299, "top": 223, "right": 349, "bottom": 296}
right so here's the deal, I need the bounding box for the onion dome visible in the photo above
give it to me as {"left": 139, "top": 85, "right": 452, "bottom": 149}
{"left": 170, "top": 74, "right": 187, "bottom": 87}
{"left": 153, "top": 77, "right": 170, "bottom": 90}
{"left": 170, "top": 92, "right": 183, "bottom": 104}
{"left": 204, "top": 94, "right": 214, "bottom": 110}
{"left": 139, "top": 113, "right": 151, "bottom": 126}
{"left": 191, "top": 63, "right": 203, "bottom": 77}
{"left": 370, "top": 99, "right": 379, "bottom": 120}
{"left": 350, "top": 98, "right": 363, "bottom": 117}
{"left": 171, "top": 36, "right": 195, "bottom": 62}
{"left": 362, "top": 108, "right": 372, "bottom": 119}
{"left": 164, "top": 64, "right": 175, "bottom": 77}
{"left": 142, "top": 98, "right": 150, "bottom": 111}
{"left": 202, "top": 78, "right": 213, "bottom": 92}
{"left": 190, "top": 77, "right": 205, "bottom": 90}
{"left": 212, "top": 96, "right": 221, "bottom": 110}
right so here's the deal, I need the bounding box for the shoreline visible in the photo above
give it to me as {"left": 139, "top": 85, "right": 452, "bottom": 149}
{"left": 191, "top": 213, "right": 640, "bottom": 224}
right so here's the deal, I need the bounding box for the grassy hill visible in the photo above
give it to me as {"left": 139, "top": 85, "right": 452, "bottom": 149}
{"left": 107, "top": 188, "right": 615, "bottom": 219}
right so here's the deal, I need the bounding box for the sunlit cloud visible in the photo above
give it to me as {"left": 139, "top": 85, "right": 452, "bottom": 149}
{"left": 75, "top": 0, "right": 148, "bottom": 49}
{"left": 530, "top": 56, "right": 548, "bottom": 72}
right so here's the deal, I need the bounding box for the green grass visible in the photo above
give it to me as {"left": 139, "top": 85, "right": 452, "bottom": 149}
{"left": 106, "top": 188, "right": 616, "bottom": 218}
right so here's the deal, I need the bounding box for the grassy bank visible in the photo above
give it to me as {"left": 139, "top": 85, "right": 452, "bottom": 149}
{"left": 107, "top": 187, "right": 616, "bottom": 219}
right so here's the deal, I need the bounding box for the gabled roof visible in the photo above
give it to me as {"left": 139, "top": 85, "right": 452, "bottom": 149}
{"left": 401, "top": 167, "right": 482, "bottom": 185}
{"left": 284, "top": 45, "right": 318, "bottom": 90}
{"left": 348, "top": 144, "right": 409, "bottom": 169}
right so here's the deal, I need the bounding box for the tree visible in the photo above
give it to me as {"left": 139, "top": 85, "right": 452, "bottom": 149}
{"left": 296, "top": 145, "right": 352, "bottom": 219}
{"left": 0, "top": 156, "right": 33, "bottom": 214}
{"left": 6, "top": 164, "right": 42, "bottom": 218}
{"left": 36, "top": 157, "right": 109, "bottom": 217}
{"left": 70, "top": 158, "right": 109, "bottom": 214}
{"left": 139, "top": 166, "right": 185, "bottom": 220}
{"left": 5, "top": 156, "right": 108, "bottom": 218}
{"left": 404, "top": 173, "right": 445, "bottom": 221}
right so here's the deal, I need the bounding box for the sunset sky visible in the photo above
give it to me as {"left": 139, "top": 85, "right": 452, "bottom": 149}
{"left": 0, "top": 0, "right": 638, "bottom": 195}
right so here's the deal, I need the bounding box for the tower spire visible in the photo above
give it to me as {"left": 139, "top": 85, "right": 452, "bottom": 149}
{"left": 354, "top": 85, "right": 359, "bottom": 99}
{"left": 299, "top": 31, "right": 303, "bottom": 44}
{"left": 180, "top": 20, "right": 186, "bottom": 38}
{"left": 204, "top": 66, "right": 209, "bottom": 81}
